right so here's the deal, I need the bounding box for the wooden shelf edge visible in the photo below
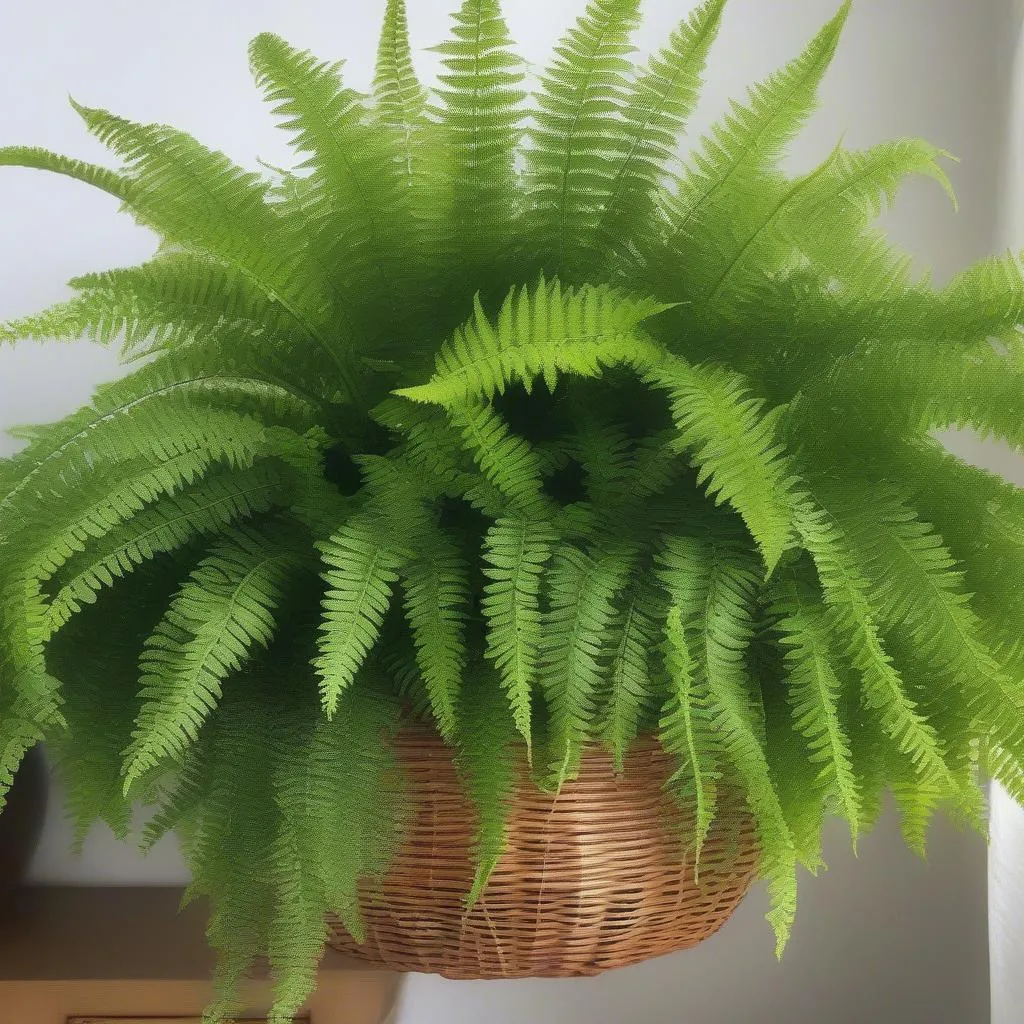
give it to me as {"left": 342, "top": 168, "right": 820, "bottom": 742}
{"left": 0, "top": 886, "right": 378, "bottom": 981}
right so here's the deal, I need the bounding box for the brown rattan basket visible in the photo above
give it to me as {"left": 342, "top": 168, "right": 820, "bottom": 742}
{"left": 326, "top": 730, "right": 759, "bottom": 978}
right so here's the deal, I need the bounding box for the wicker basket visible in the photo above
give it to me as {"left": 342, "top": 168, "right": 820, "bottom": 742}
{"left": 326, "top": 731, "right": 759, "bottom": 978}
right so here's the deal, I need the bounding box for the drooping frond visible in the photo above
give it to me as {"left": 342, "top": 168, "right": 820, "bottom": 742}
{"left": 455, "top": 671, "right": 519, "bottom": 905}
{"left": 603, "top": 576, "right": 664, "bottom": 772}
{"left": 647, "top": 358, "right": 796, "bottom": 573}
{"left": 769, "top": 573, "right": 860, "bottom": 839}
{"left": 793, "top": 494, "right": 957, "bottom": 799}
{"left": 47, "top": 560, "right": 184, "bottom": 839}
{"left": 808, "top": 478, "right": 1004, "bottom": 707}
{"left": 123, "top": 525, "right": 310, "bottom": 789}
{"left": 541, "top": 543, "right": 633, "bottom": 787}
{"left": 400, "top": 520, "right": 470, "bottom": 741}
{"left": 481, "top": 515, "right": 556, "bottom": 753}
{"left": 657, "top": 532, "right": 797, "bottom": 947}
{"left": 787, "top": 139, "right": 954, "bottom": 265}
{"left": 315, "top": 513, "right": 406, "bottom": 716}
{"left": 659, "top": 600, "right": 720, "bottom": 864}
{"left": 267, "top": 682, "right": 405, "bottom": 1023}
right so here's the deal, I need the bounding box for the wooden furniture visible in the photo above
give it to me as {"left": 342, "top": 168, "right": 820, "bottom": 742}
{"left": 0, "top": 887, "right": 402, "bottom": 1024}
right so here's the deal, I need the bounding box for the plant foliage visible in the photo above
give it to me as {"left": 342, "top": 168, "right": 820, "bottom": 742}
{"left": 2, "top": 0, "right": 1023, "bottom": 1018}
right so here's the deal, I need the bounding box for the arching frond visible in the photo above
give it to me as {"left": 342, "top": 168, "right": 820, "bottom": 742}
{"left": 653, "top": 2, "right": 849, "bottom": 297}
{"left": 0, "top": 144, "right": 126, "bottom": 200}
{"left": 449, "top": 402, "right": 551, "bottom": 518}
{"left": 597, "top": 0, "right": 726, "bottom": 268}
{"left": 45, "top": 464, "right": 291, "bottom": 636}
{"left": 396, "top": 277, "right": 670, "bottom": 407}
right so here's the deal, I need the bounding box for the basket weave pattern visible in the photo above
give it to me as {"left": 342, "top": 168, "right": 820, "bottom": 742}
{"left": 327, "top": 732, "right": 759, "bottom": 978}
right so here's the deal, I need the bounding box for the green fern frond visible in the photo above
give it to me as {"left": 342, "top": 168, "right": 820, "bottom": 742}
{"left": 68, "top": 100, "right": 363, "bottom": 395}
{"left": 541, "top": 543, "right": 633, "bottom": 788}
{"left": 45, "top": 464, "right": 289, "bottom": 635}
{"left": 481, "top": 515, "right": 557, "bottom": 753}
{"left": 769, "top": 573, "right": 861, "bottom": 839}
{"left": 527, "top": 0, "right": 641, "bottom": 275}
{"left": 655, "top": 2, "right": 849, "bottom": 293}
{"left": 396, "top": 277, "right": 670, "bottom": 407}
{"left": 456, "top": 672, "right": 519, "bottom": 906}
{"left": 315, "top": 513, "right": 406, "bottom": 716}
{"left": 431, "top": 0, "right": 526, "bottom": 276}
{"left": 660, "top": 599, "right": 720, "bottom": 865}
{"left": 603, "top": 577, "right": 664, "bottom": 772}
{"left": 248, "top": 33, "right": 411, "bottom": 326}
{"left": 47, "top": 561, "right": 184, "bottom": 839}
{"left": 0, "top": 253, "right": 311, "bottom": 363}
{"left": 648, "top": 358, "right": 796, "bottom": 573}
{"left": 810, "top": 478, "right": 1003, "bottom": 706}
{"left": 658, "top": 531, "right": 797, "bottom": 947}
{"left": 449, "top": 402, "right": 551, "bottom": 518}
{"left": 597, "top": 0, "right": 726, "bottom": 268}
{"left": 0, "top": 715, "right": 46, "bottom": 813}
{"left": 123, "top": 525, "right": 310, "bottom": 790}
{"left": 793, "top": 495, "right": 957, "bottom": 796}
{"left": 400, "top": 521, "right": 470, "bottom": 741}
{"left": 0, "top": 144, "right": 126, "bottom": 199}
{"left": 264, "top": 683, "right": 404, "bottom": 1024}
{"left": 373, "top": 0, "right": 427, "bottom": 188}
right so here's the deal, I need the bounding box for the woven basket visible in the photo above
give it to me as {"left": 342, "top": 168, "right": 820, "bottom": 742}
{"left": 327, "top": 731, "right": 759, "bottom": 978}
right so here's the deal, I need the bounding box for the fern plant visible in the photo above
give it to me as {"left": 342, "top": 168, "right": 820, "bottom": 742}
{"left": 2, "top": 0, "right": 1023, "bottom": 1018}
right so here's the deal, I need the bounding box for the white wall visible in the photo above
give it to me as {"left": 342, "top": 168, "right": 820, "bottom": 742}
{"left": 1, "top": 1, "right": 1015, "bottom": 1020}
{"left": 988, "top": 7, "right": 1024, "bottom": 1024}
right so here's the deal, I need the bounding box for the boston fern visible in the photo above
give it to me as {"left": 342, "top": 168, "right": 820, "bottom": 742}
{"left": 2, "top": 0, "right": 1023, "bottom": 1017}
